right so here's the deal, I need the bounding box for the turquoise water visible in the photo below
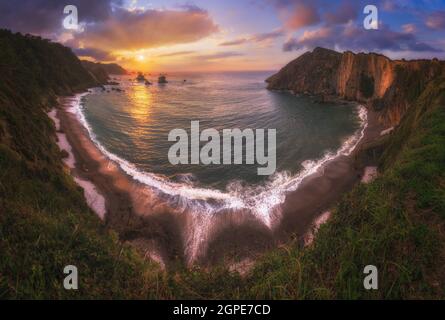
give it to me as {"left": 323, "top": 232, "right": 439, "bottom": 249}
{"left": 80, "top": 71, "right": 362, "bottom": 194}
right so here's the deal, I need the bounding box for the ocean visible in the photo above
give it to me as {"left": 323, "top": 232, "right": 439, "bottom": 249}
{"left": 73, "top": 71, "right": 366, "bottom": 228}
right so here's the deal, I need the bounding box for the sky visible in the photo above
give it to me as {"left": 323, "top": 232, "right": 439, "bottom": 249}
{"left": 1, "top": 0, "right": 445, "bottom": 72}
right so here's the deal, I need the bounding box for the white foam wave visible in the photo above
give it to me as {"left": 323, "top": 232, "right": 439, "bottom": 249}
{"left": 69, "top": 91, "right": 368, "bottom": 262}
{"left": 70, "top": 91, "right": 367, "bottom": 223}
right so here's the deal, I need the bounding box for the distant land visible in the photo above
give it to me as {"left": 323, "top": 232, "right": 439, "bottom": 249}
{"left": 81, "top": 60, "right": 127, "bottom": 84}
{"left": 82, "top": 61, "right": 127, "bottom": 75}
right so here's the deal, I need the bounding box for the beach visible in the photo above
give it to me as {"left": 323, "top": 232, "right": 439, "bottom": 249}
{"left": 53, "top": 94, "right": 384, "bottom": 270}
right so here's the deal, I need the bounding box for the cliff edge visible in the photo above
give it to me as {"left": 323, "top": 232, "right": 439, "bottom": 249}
{"left": 267, "top": 47, "right": 445, "bottom": 125}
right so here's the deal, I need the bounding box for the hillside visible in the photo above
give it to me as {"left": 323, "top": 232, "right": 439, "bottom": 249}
{"left": 99, "top": 62, "right": 127, "bottom": 75}
{"left": 0, "top": 29, "right": 158, "bottom": 298}
{"left": 81, "top": 61, "right": 127, "bottom": 84}
{"left": 267, "top": 47, "right": 445, "bottom": 126}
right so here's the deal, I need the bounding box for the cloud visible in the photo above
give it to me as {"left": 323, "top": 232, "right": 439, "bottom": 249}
{"left": 284, "top": 2, "right": 320, "bottom": 30}
{"left": 0, "top": 0, "right": 121, "bottom": 35}
{"left": 426, "top": 11, "right": 445, "bottom": 30}
{"left": 283, "top": 27, "right": 332, "bottom": 51}
{"left": 251, "top": 29, "right": 285, "bottom": 42}
{"left": 219, "top": 38, "right": 249, "bottom": 46}
{"left": 73, "top": 47, "right": 114, "bottom": 60}
{"left": 283, "top": 24, "right": 442, "bottom": 53}
{"left": 270, "top": 0, "right": 357, "bottom": 30}
{"left": 219, "top": 30, "right": 284, "bottom": 46}
{"left": 273, "top": 1, "right": 441, "bottom": 55}
{"left": 192, "top": 52, "right": 244, "bottom": 61}
{"left": 157, "top": 51, "right": 196, "bottom": 57}
{"left": 73, "top": 7, "right": 219, "bottom": 52}
{"left": 0, "top": 1, "right": 219, "bottom": 60}
{"left": 324, "top": 1, "right": 359, "bottom": 25}
{"left": 381, "top": 0, "right": 400, "bottom": 11}
{"left": 175, "top": 3, "right": 207, "bottom": 13}
{"left": 402, "top": 23, "right": 417, "bottom": 33}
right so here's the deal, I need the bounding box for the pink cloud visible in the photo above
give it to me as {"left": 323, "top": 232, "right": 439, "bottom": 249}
{"left": 324, "top": 1, "right": 358, "bottom": 25}
{"left": 73, "top": 7, "right": 219, "bottom": 52}
{"left": 219, "top": 30, "right": 284, "bottom": 46}
{"left": 283, "top": 24, "right": 441, "bottom": 53}
{"left": 402, "top": 23, "right": 416, "bottom": 34}
{"left": 426, "top": 11, "right": 445, "bottom": 30}
{"left": 284, "top": 3, "right": 320, "bottom": 30}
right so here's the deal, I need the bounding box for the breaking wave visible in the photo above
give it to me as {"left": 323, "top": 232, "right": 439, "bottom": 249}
{"left": 69, "top": 91, "right": 368, "bottom": 230}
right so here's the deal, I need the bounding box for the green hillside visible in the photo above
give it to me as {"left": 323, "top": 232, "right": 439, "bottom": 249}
{"left": 0, "top": 30, "right": 160, "bottom": 299}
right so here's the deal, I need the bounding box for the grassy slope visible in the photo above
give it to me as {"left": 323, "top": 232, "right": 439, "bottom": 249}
{"left": 1, "top": 30, "right": 444, "bottom": 299}
{"left": 0, "top": 30, "right": 163, "bottom": 299}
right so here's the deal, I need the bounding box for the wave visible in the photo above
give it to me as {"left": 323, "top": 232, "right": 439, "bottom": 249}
{"left": 69, "top": 90, "right": 368, "bottom": 229}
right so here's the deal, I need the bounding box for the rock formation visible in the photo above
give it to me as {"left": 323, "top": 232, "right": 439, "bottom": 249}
{"left": 266, "top": 47, "right": 445, "bottom": 125}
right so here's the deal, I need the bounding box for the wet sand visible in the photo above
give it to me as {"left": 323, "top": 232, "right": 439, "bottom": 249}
{"left": 55, "top": 95, "right": 384, "bottom": 269}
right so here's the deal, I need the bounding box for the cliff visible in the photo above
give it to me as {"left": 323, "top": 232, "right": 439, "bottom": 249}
{"left": 267, "top": 47, "right": 445, "bottom": 125}
{"left": 81, "top": 61, "right": 127, "bottom": 84}
{"left": 99, "top": 62, "right": 127, "bottom": 75}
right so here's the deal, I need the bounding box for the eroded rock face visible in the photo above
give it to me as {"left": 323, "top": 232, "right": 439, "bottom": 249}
{"left": 266, "top": 47, "right": 445, "bottom": 126}
{"left": 266, "top": 47, "right": 342, "bottom": 95}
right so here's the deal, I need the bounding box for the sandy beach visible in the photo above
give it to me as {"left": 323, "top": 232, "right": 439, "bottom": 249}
{"left": 54, "top": 95, "right": 384, "bottom": 269}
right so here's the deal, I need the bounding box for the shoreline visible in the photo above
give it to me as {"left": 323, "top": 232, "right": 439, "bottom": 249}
{"left": 53, "top": 93, "right": 384, "bottom": 270}
{"left": 276, "top": 107, "right": 383, "bottom": 240}
{"left": 55, "top": 96, "right": 185, "bottom": 269}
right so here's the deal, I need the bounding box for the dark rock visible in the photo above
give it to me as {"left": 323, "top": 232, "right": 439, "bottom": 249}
{"left": 267, "top": 47, "right": 445, "bottom": 126}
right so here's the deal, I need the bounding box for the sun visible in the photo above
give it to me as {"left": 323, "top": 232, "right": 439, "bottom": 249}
{"left": 136, "top": 54, "right": 145, "bottom": 61}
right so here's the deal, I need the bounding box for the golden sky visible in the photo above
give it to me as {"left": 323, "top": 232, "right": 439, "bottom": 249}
{"left": 1, "top": 0, "right": 444, "bottom": 72}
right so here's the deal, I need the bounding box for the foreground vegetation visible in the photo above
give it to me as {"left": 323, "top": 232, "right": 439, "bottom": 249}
{"left": 0, "top": 30, "right": 161, "bottom": 298}
{"left": 1, "top": 30, "right": 444, "bottom": 299}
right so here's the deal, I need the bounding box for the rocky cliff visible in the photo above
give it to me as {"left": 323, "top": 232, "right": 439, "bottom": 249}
{"left": 267, "top": 47, "right": 445, "bottom": 125}
{"left": 99, "top": 62, "right": 127, "bottom": 75}
{"left": 81, "top": 61, "right": 127, "bottom": 84}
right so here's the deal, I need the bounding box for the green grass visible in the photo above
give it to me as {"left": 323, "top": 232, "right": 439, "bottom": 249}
{"left": 0, "top": 144, "right": 167, "bottom": 299}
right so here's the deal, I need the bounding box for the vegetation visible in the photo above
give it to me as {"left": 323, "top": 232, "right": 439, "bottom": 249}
{"left": 0, "top": 30, "right": 161, "bottom": 299}
{"left": 1, "top": 29, "right": 444, "bottom": 299}
{"left": 81, "top": 61, "right": 127, "bottom": 76}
